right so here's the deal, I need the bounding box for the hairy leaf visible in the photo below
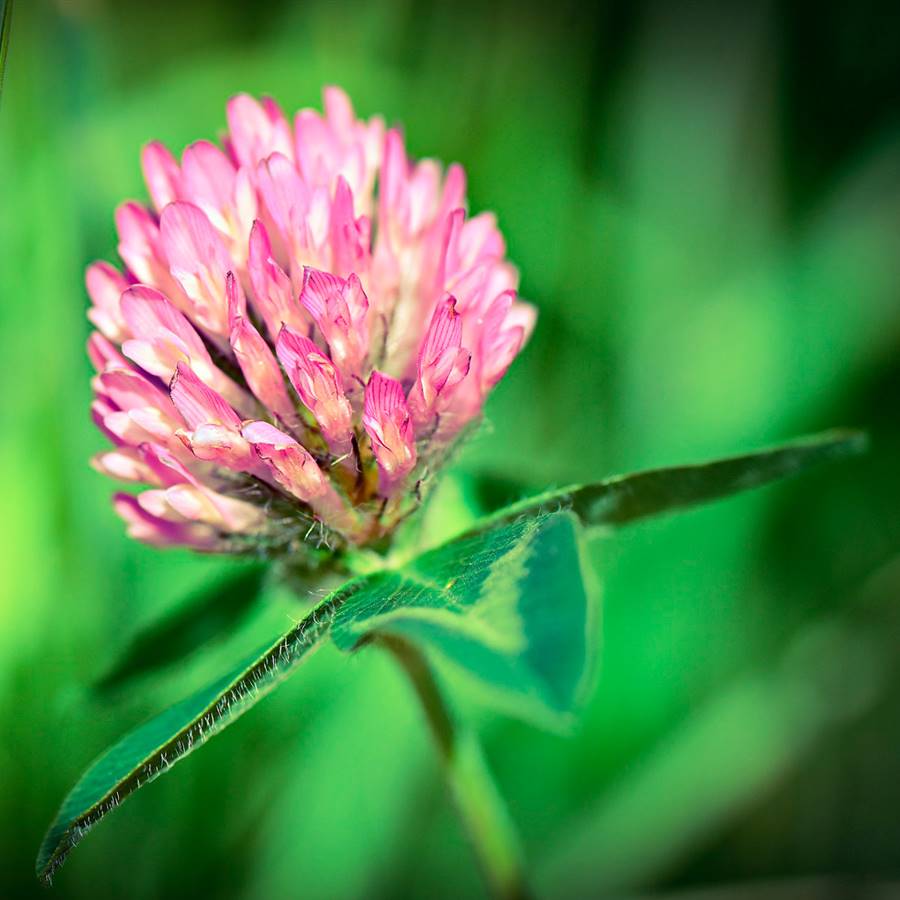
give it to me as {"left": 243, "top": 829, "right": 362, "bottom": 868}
{"left": 36, "top": 578, "right": 361, "bottom": 884}
{"left": 94, "top": 562, "right": 270, "bottom": 694}
{"left": 37, "top": 429, "right": 864, "bottom": 881}
{"left": 333, "top": 511, "right": 594, "bottom": 725}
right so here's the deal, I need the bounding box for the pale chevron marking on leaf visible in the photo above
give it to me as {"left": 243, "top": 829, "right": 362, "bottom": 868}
{"left": 347, "top": 605, "right": 524, "bottom": 655}
{"left": 466, "top": 516, "right": 543, "bottom": 653}
{"left": 344, "top": 517, "right": 543, "bottom": 656}
{"left": 331, "top": 512, "right": 589, "bottom": 724}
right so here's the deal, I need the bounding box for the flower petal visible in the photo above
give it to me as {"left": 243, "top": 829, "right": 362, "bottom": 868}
{"left": 141, "top": 141, "right": 182, "bottom": 212}
{"left": 275, "top": 327, "right": 353, "bottom": 453}
{"left": 363, "top": 371, "right": 416, "bottom": 493}
{"left": 159, "top": 201, "right": 236, "bottom": 336}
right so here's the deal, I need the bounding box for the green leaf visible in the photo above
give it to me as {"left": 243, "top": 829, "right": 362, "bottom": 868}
{"left": 35, "top": 577, "right": 362, "bottom": 884}
{"left": 328, "top": 430, "right": 865, "bottom": 726}
{"left": 94, "top": 562, "right": 270, "bottom": 694}
{"left": 477, "top": 428, "right": 867, "bottom": 533}
{"left": 36, "top": 512, "right": 592, "bottom": 883}
{"left": 332, "top": 510, "right": 594, "bottom": 726}
{"left": 37, "top": 428, "right": 864, "bottom": 881}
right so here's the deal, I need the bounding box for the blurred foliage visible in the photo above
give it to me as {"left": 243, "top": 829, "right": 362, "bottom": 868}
{"left": 1, "top": 0, "right": 898, "bottom": 898}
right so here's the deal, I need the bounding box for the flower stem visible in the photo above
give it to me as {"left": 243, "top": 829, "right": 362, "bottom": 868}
{"left": 381, "top": 635, "right": 533, "bottom": 900}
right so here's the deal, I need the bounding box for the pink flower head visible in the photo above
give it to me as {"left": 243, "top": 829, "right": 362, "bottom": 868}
{"left": 86, "top": 87, "right": 534, "bottom": 555}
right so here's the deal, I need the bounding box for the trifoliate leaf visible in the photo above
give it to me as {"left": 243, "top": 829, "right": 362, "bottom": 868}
{"left": 37, "top": 429, "right": 865, "bottom": 881}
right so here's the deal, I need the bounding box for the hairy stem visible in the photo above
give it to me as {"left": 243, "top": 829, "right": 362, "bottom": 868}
{"left": 381, "top": 635, "right": 532, "bottom": 900}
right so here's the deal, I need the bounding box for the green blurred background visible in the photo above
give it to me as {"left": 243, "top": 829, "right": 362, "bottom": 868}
{"left": 1, "top": 0, "right": 899, "bottom": 897}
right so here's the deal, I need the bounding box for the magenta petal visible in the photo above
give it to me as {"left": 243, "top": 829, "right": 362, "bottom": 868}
{"left": 247, "top": 219, "right": 305, "bottom": 337}
{"left": 363, "top": 371, "right": 416, "bottom": 493}
{"left": 169, "top": 363, "right": 243, "bottom": 431}
{"left": 229, "top": 314, "right": 298, "bottom": 426}
{"left": 113, "top": 492, "right": 220, "bottom": 549}
{"left": 275, "top": 327, "right": 353, "bottom": 452}
{"left": 409, "top": 296, "right": 471, "bottom": 428}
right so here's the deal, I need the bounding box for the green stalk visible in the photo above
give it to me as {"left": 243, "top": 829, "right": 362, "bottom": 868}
{"left": 381, "top": 635, "right": 533, "bottom": 900}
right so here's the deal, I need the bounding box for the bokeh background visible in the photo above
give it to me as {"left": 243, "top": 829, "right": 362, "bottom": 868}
{"left": 1, "top": 1, "right": 899, "bottom": 897}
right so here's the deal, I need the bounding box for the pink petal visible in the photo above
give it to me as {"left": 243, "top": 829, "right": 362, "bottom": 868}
{"left": 92, "top": 448, "right": 158, "bottom": 484}
{"left": 408, "top": 296, "right": 471, "bottom": 427}
{"left": 169, "top": 362, "right": 243, "bottom": 430}
{"left": 299, "top": 266, "right": 369, "bottom": 379}
{"left": 243, "top": 420, "right": 361, "bottom": 536}
{"left": 139, "top": 443, "right": 264, "bottom": 532}
{"left": 329, "top": 175, "right": 369, "bottom": 278}
{"left": 98, "top": 366, "right": 179, "bottom": 419}
{"left": 377, "top": 129, "right": 408, "bottom": 244}
{"left": 141, "top": 141, "right": 182, "bottom": 211}
{"left": 138, "top": 443, "right": 194, "bottom": 487}
{"left": 363, "top": 371, "right": 416, "bottom": 492}
{"left": 101, "top": 410, "right": 154, "bottom": 448}
{"left": 86, "top": 261, "right": 130, "bottom": 342}
{"left": 323, "top": 85, "right": 355, "bottom": 136}
{"left": 113, "top": 492, "right": 220, "bottom": 549}
{"left": 87, "top": 333, "right": 130, "bottom": 372}
{"left": 119, "top": 284, "right": 254, "bottom": 416}
{"left": 169, "top": 364, "right": 262, "bottom": 472}
{"left": 275, "top": 327, "right": 353, "bottom": 452}
{"left": 255, "top": 152, "right": 308, "bottom": 252}
{"left": 225, "top": 270, "right": 247, "bottom": 323}
{"left": 241, "top": 420, "right": 297, "bottom": 445}
{"left": 227, "top": 94, "right": 294, "bottom": 168}
{"left": 242, "top": 420, "right": 328, "bottom": 501}
{"left": 247, "top": 219, "right": 306, "bottom": 337}
{"left": 298, "top": 266, "right": 344, "bottom": 322}
{"left": 159, "top": 201, "right": 236, "bottom": 336}
{"left": 119, "top": 284, "right": 213, "bottom": 378}
{"left": 419, "top": 295, "right": 463, "bottom": 367}
{"left": 229, "top": 314, "right": 299, "bottom": 427}
{"left": 115, "top": 202, "right": 190, "bottom": 313}
{"left": 478, "top": 291, "right": 525, "bottom": 391}
{"left": 180, "top": 141, "right": 237, "bottom": 235}
{"left": 407, "top": 160, "right": 442, "bottom": 235}
{"left": 163, "top": 484, "right": 264, "bottom": 533}
{"left": 294, "top": 108, "right": 334, "bottom": 188}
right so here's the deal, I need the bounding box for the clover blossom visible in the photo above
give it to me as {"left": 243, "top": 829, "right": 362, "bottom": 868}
{"left": 87, "top": 87, "right": 535, "bottom": 555}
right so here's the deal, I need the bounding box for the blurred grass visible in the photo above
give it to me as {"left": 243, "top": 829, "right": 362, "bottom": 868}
{"left": 1, "top": 1, "right": 898, "bottom": 898}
